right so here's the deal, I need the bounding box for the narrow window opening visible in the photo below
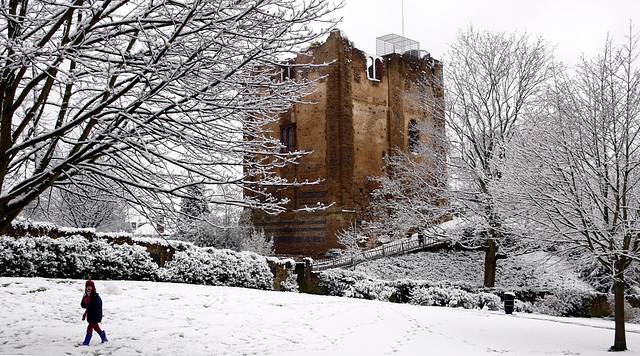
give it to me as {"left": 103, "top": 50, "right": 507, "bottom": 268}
{"left": 287, "top": 127, "right": 294, "bottom": 149}
{"left": 280, "top": 65, "right": 295, "bottom": 81}
{"left": 409, "top": 120, "right": 419, "bottom": 153}
{"left": 280, "top": 123, "right": 296, "bottom": 152}
{"left": 367, "top": 56, "right": 382, "bottom": 81}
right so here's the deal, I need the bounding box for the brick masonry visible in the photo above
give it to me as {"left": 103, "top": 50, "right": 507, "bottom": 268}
{"left": 253, "top": 31, "right": 444, "bottom": 258}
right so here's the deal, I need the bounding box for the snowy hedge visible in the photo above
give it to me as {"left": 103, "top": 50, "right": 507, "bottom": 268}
{"left": 318, "top": 269, "right": 604, "bottom": 316}
{"left": 354, "top": 249, "right": 595, "bottom": 293}
{"left": 319, "top": 269, "right": 502, "bottom": 310}
{"left": 163, "top": 248, "right": 273, "bottom": 290}
{"left": 409, "top": 287, "right": 502, "bottom": 310}
{"left": 0, "top": 235, "right": 274, "bottom": 290}
{"left": 0, "top": 235, "right": 158, "bottom": 281}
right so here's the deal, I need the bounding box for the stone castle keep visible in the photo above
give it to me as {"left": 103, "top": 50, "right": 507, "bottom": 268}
{"left": 252, "top": 31, "right": 444, "bottom": 258}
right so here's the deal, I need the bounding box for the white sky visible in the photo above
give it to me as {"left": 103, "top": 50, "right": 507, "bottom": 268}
{"left": 329, "top": 0, "right": 640, "bottom": 65}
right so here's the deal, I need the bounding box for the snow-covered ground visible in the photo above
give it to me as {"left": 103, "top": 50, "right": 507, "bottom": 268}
{"left": 2, "top": 277, "right": 640, "bottom": 355}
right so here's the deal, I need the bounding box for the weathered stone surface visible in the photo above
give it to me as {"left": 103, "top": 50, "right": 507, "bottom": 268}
{"left": 253, "top": 31, "right": 444, "bottom": 258}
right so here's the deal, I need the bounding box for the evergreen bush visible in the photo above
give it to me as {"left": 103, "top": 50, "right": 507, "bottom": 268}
{"left": 319, "top": 268, "right": 604, "bottom": 316}
{"left": 0, "top": 235, "right": 158, "bottom": 280}
{"left": 162, "top": 247, "right": 273, "bottom": 290}
{"left": 0, "top": 234, "right": 274, "bottom": 290}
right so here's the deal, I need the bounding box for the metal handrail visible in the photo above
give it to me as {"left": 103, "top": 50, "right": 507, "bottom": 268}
{"left": 311, "top": 234, "right": 446, "bottom": 272}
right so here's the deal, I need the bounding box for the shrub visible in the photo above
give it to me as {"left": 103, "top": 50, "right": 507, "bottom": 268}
{"left": 0, "top": 235, "right": 158, "bottom": 280}
{"left": 278, "top": 261, "right": 300, "bottom": 293}
{"left": 88, "top": 239, "right": 159, "bottom": 281}
{"left": 320, "top": 269, "right": 501, "bottom": 309}
{"left": 408, "top": 287, "right": 499, "bottom": 310}
{"left": 0, "top": 234, "right": 274, "bottom": 290}
{"left": 447, "top": 288, "right": 477, "bottom": 309}
{"left": 532, "top": 290, "right": 602, "bottom": 317}
{"left": 477, "top": 292, "right": 502, "bottom": 311}
{"left": 0, "top": 235, "right": 37, "bottom": 277}
{"left": 409, "top": 287, "right": 441, "bottom": 307}
{"left": 318, "top": 268, "right": 607, "bottom": 316}
{"left": 164, "top": 247, "right": 273, "bottom": 290}
{"left": 515, "top": 299, "right": 534, "bottom": 313}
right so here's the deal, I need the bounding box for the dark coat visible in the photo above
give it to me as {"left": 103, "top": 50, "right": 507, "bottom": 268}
{"left": 81, "top": 293, "right": 103, "bottom": 323}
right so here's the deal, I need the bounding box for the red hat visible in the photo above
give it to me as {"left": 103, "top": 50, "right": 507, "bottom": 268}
{"left": 85, "top": 280, "right": 96, "bottom": 292}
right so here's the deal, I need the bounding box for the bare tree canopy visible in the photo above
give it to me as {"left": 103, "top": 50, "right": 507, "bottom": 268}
{"left": 0, "top": 0, "right": 339, "bottom": 233}
{"left": 366, "top": 119, "right": 447, "bottom": 241}
{"left": 32, "top": 184, "right": 128, "bottom": 230}
{"left": 502, "top": 27, "right": 640, "bottom": 351}
{"left": 446, "top": 26, "right": 553, "bottom": 287}
{"left": 362, "top": 28, "right": 552, "bottom": 288}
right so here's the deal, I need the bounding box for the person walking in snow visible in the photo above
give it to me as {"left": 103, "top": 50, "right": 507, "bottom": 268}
{"left": 80, "top": 280, "right": 108, "bottom": 346}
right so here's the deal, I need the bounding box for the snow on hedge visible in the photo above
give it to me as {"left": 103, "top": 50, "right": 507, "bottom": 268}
{"left": 10, "top": 219, "right": 95, "bottom": 235}
{"left": 354, "top": 249, "right": 593, "bottom": 293}
{"left": 319, "top": 252, "right": 607, "bottom": 318}
{"left": 318, "top": 268, "right": 502, "bottom": 309}
{"left": 0, "top": 235, "right": 273, "bottom": 290}
{"left": 10, "top": 218, "right": 186, "bottom": 247}
{"left": 410, "top": 287, "right": 503, "bottom": 310}
{"left": 164, "top": 248, "right": 272, "bottom": 290}
{"left": 0, "top": 235, "right": 156, "bottom": 281}
{"left": 318, "top": 267, "right": 607, "bottom": 316}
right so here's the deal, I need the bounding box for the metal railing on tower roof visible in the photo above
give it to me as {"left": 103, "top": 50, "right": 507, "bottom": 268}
{"left": 376, "top": 34, "right": 421, "bottom": 58}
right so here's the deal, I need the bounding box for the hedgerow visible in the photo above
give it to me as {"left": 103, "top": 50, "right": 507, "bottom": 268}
{"left": 318, "top": 268, "right": 605, "bottom": 316}
{"left": 0, "top": 235, "right": 273, "bottom": 290}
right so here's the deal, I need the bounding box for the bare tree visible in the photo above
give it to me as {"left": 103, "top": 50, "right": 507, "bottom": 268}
{"left": 336, "top": 219, "right": 368, "bottom": 255}
{"left": 57, "top": 185, "right": 126, "bottom": 230}
{"left": 176, "top": 206, "right": 274, "bottom": 255}
{"left": 175, "top": 204, "right": 242, "bottom": 249}
{"left": 366, "top": 118, "right": 448, "bottom": 242}
{"left": 446, "top": 27, "right": 553, "bottom": 287}
{"left": 22, "top": 182, "right": 128, "bottom": 230}
{"left": 180, "top": 184, "right": 210, "bottom": 220}
{"left": 0, "top": 0, "right": 339, "bottom": 233}
{"left": 501, "top": 28, "right": 640, "bottom": 351}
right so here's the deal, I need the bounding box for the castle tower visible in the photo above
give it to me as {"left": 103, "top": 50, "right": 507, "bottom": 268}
{"left": 252, "top": 31, "right": 444, "bottom": 258}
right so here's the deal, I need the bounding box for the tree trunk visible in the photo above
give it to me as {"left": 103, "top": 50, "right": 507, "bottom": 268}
{"left": 611, "top": 275, "right": 627, "bottom": 351}
{"left": 0, "top": 209, "right": 21, "bottom": 235}
{"left": 484, "top": 238, "right": 497, "bottom": 288}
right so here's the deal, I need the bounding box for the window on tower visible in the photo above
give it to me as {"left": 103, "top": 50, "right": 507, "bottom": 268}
{"left": 409, "top": 119, "right": 419, "bottom": 153}
{"left": 280, "top": 65, "right": 295, "bottom": 81}
{"left": 367, "top": 56, "right": 382, "bottom": 81}
{"left": 280, "top": 123, "right": 296, "bottom": 152}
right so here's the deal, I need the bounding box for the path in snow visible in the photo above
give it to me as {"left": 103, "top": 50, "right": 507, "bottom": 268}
{"left": 1, "top": 277, "right": 639, "bottom": 355}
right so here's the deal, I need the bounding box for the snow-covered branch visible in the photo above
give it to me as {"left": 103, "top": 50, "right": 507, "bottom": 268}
{"left": 0, "top": 0, "right": 341, "bottom": 231}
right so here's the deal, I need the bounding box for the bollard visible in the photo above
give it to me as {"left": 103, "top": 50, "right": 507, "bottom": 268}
{"left": 504, "top": 292, "right": 515, "bottom": 314}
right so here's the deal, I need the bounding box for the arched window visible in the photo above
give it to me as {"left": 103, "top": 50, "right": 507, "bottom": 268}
{"left": 280, "top": 123, "right": 296, "bottom": 152}
{"left": 409, "top": 120, "right": 419, "bottom": 153}
{"left": 367, "top": 57, "right": 374, "bottom": 78}
{"left": 367, "top": 56, "right": 382, "bottom": 81}
{"left": 375, "top": 58, "right": 382, "bottom": 80}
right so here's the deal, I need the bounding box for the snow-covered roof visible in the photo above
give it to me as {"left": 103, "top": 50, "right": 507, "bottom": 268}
{"left": 133, "top": 223, "right": 161, "bottom": 236}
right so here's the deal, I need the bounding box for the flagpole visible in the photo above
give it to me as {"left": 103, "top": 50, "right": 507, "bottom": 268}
{"left": 402, "top": 0, "right": 405, "bottom": 39}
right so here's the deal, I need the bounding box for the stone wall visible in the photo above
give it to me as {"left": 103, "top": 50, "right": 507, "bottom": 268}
{"left": 253, "top": 30, "right": 444, "bottom": 258}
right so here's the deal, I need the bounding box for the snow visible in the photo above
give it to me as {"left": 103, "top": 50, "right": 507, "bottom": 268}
{"left": 133, "top": 223, "right": 160, "bottom": 236}
{"left": 355, "top": 250, "right": 594, "bottom": 293}
{"left": 2, "top": 277, "right": 640, "bottom": 355}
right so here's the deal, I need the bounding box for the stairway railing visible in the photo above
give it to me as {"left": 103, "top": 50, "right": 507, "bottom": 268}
{"left": 310, "top": 234, "right": 447, "bottom": 272}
